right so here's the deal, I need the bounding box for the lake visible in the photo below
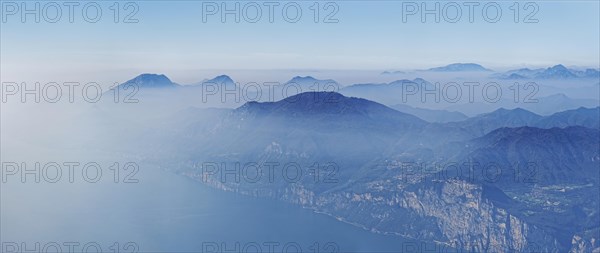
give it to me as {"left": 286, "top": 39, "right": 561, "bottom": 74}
{"left": 1, "top": 164, "right": 444, "bottom": 252}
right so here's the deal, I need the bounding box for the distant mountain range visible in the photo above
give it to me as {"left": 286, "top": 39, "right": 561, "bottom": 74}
{"left": 110, "top": 73, "right": 599, "bottom": 120}
{"left": 495, "top": 64, "right": 600, "bottom": 79}
{"left": 112, "top": 64, "right": 597, "bottom": 93}
{"left": 114, "top": 73, "right": 340, "bottom": 94}
{"left": 341, "top": 78, "right": 598, "bottom": 116}
{"left": 378, "top": 63, "right": 599, "bottom": 78}
{"left": 449, "top": 107, "right": 543, "bottom": 136}
{"left": 442, "top": 93, "right": 599, "bottom": 116}
{"left": 110, "top": 72, "right": 598, "bottom": 129}
{"left": 449, "top": 106, "right": 599, "bottom": 136}
{"left": 390, "top": 104, "right": 468, "bottom": 123}
{"left": 536, "top": 106, "right": 600, "bottom": 128}
{"left": 113, "top": 73, "right": 239, "bottom": 91}
{"left": 381, "top": 70, "right": 407, "bottom": 75}
{"left": 340, "top": 78, "right": 436, "bottom": 106}
{"left": 423, "top": 63, "right": 492, "bottom": 72}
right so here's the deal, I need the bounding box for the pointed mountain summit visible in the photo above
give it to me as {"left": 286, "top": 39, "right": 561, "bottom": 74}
{"left": 116, "top": 73, "right": 178, "bottom": 89}
{"left": 287, "top": 76, "right": 320, "bottom": 83}
{"left": 535, "top": 107, "right": 600, "bottom": 129}
{"left": 451, "top": 107, "right": 543, "bottom": 136}
{"left": 534, "top": 64, "right": 577, "bottom": 79}
{"left": 197, "top": 75, "right": 236, "bottom": 88}
{"left": 206, "top": 75, "right": 235, "bottom": 84}
{"left": 481, "top": 107, "right": 543, "bottom": 120}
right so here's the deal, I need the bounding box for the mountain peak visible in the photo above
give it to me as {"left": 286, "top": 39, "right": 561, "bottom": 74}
{"left": 457, "top": 107, "right": 544, "bottom": 135}
{"left": 206, "top": 75, "right": 234, "bottom": 83}
{"left": 535, "top": 65, "right": 577, "bottom": 79}
{"left": 281, "top": 91, "right": 345, "bottom": 102}
{"left": 119, "top": 73, "right": 176, "bottom": 89}
{"left": 381, "top": 70, "right": 405, "bottom": 75}
{"left": 486, "top": 107, "right": 541, "bottom": 117}
{"left": 214, "top": 74, "right": 233, "bottom": 80}
{"left": 427, "top": 63, "right": 491, "bottom": 72}
{"left": 196, "top": 75, "right": 236, "bottom": 87}
{"left": 133, "top": 73, "right": 170, "bottom": 82}
{"left": 292, "top": 75, "right": 315, "bottom": 80}
{"left": 412, "top": 78, "right": 429, "bottom": 84}
{"left": 235, "top": 92, "right": 426, "bottom": 127}
{"left": 239, "top": 92, "right": 354, "bottom": 114}
{"left": 284, "top": 76, "right": 340, "bottom": 92}
{"left": 389, "top": 79, "right": 416, "bottom": 85}
{"left": 549, "top": 64, "right": 567, "bottom": 70}
{"left": 286, "top": 76, "right": 326, "bottom": 84}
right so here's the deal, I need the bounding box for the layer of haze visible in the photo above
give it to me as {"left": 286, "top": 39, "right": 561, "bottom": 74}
{"left": 1, "top": 1, "right": 599, "bottom": 84}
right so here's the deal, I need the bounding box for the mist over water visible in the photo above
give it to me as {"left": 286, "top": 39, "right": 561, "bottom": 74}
{"left": 1, "top": 97, "right": 435, "bottom": 253}
{"left": 2, "top": 167, "right": 433, "bottom": 252}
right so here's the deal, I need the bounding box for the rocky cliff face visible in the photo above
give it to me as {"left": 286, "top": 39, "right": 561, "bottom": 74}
{"left": 310, "top": 180, "right": 562, "bottom": 252}
{"left": 190, "top": 169, "right": 566, "bottom": 252}
{"left": 569, "top": 230, "right": 600, "bottom": 253}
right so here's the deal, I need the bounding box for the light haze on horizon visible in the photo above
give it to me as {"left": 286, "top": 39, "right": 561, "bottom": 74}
{"left": 1, "top": 1, "right": 599, "bottom": 84}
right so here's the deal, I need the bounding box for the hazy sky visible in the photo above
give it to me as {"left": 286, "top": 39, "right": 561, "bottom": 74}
{"left": 1, "top": 1, "right": 599, "bottom": 84}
